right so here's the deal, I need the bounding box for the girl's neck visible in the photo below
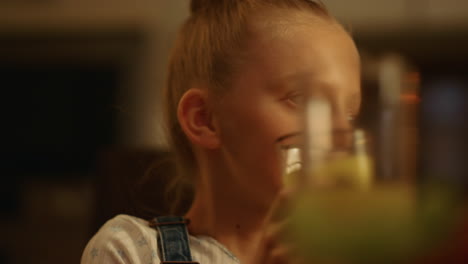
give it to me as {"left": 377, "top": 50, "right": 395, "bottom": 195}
{"left": 184, "top": 173, "right": 272, "bottom": 264}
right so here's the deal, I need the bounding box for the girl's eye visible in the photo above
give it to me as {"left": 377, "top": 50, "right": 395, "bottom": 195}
{"left": 286, "top": 93, "right": 305, "bottom": 107}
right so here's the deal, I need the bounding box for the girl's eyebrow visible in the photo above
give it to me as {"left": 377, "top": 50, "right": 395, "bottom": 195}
{"left": 267, "top": 72, "right": 317, "bottom": 93}
{"left": 277, "top": 72, "right": 317, "bottom": 83}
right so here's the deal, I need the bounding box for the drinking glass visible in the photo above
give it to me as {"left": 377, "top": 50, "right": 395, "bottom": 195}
{"left": 276, "top": 106, "right": 461, "bottom": 264}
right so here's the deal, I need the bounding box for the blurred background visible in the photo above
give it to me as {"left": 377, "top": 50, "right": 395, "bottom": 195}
{"left": 0, "top": 0, "right": 466, "bottom": 263}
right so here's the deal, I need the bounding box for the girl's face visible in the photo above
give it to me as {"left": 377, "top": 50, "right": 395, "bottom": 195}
{"left": 212, "top": 12, "right": 361, "bottom": 205}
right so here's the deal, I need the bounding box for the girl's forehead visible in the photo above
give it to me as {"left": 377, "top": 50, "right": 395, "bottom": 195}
{"left": 249, "top": 8, "right": 337, "bottom": 39}
{"left": 230, "top": 14, "right": 360, "bottom": 97}
{"left": 246, "top": 19, "right": 357, "bottom": 69}
{"left": 245, "top": 12, "right": 348, "bottom": 65}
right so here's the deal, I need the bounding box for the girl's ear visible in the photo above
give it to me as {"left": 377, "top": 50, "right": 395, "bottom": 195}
{"left": 177, "top": 88, "right": 220, "bottom": 149}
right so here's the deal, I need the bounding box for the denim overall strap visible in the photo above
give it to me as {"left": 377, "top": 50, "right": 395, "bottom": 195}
{"left": 150, "top": 216, "right": 199, "bottom": 264}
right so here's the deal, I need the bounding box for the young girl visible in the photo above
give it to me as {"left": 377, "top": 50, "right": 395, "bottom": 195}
{"left": 82, "top": 0, "right": 361, "bottom": 263}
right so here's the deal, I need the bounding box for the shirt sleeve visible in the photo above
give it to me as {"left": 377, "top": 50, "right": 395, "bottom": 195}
{"left": 81, "top": 215, "right": 160, "bottom": 264}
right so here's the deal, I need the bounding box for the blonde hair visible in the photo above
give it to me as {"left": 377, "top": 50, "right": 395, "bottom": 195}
{"left": 163, "top": 0, "right": 330, "bottom": 214}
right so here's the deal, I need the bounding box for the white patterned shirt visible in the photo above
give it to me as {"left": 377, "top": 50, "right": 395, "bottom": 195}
{"left": 81, "top": 214, "right": 240, "bottom": 264}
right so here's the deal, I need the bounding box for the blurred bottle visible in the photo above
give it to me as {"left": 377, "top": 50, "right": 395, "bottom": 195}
{"left": 377, "top": 54, "right": 420, "bottom": 184}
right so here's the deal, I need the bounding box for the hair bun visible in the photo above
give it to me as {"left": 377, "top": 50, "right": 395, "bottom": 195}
{"left": 190, "top": 0, "right": 235, "bottom": 14}
{"left": 190, "top": 0, "right": 208, "bottom": 14}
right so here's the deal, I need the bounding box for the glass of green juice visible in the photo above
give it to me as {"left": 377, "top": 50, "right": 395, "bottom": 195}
{"left": 278, "top": 128, "right": 461, "bottom": 264}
